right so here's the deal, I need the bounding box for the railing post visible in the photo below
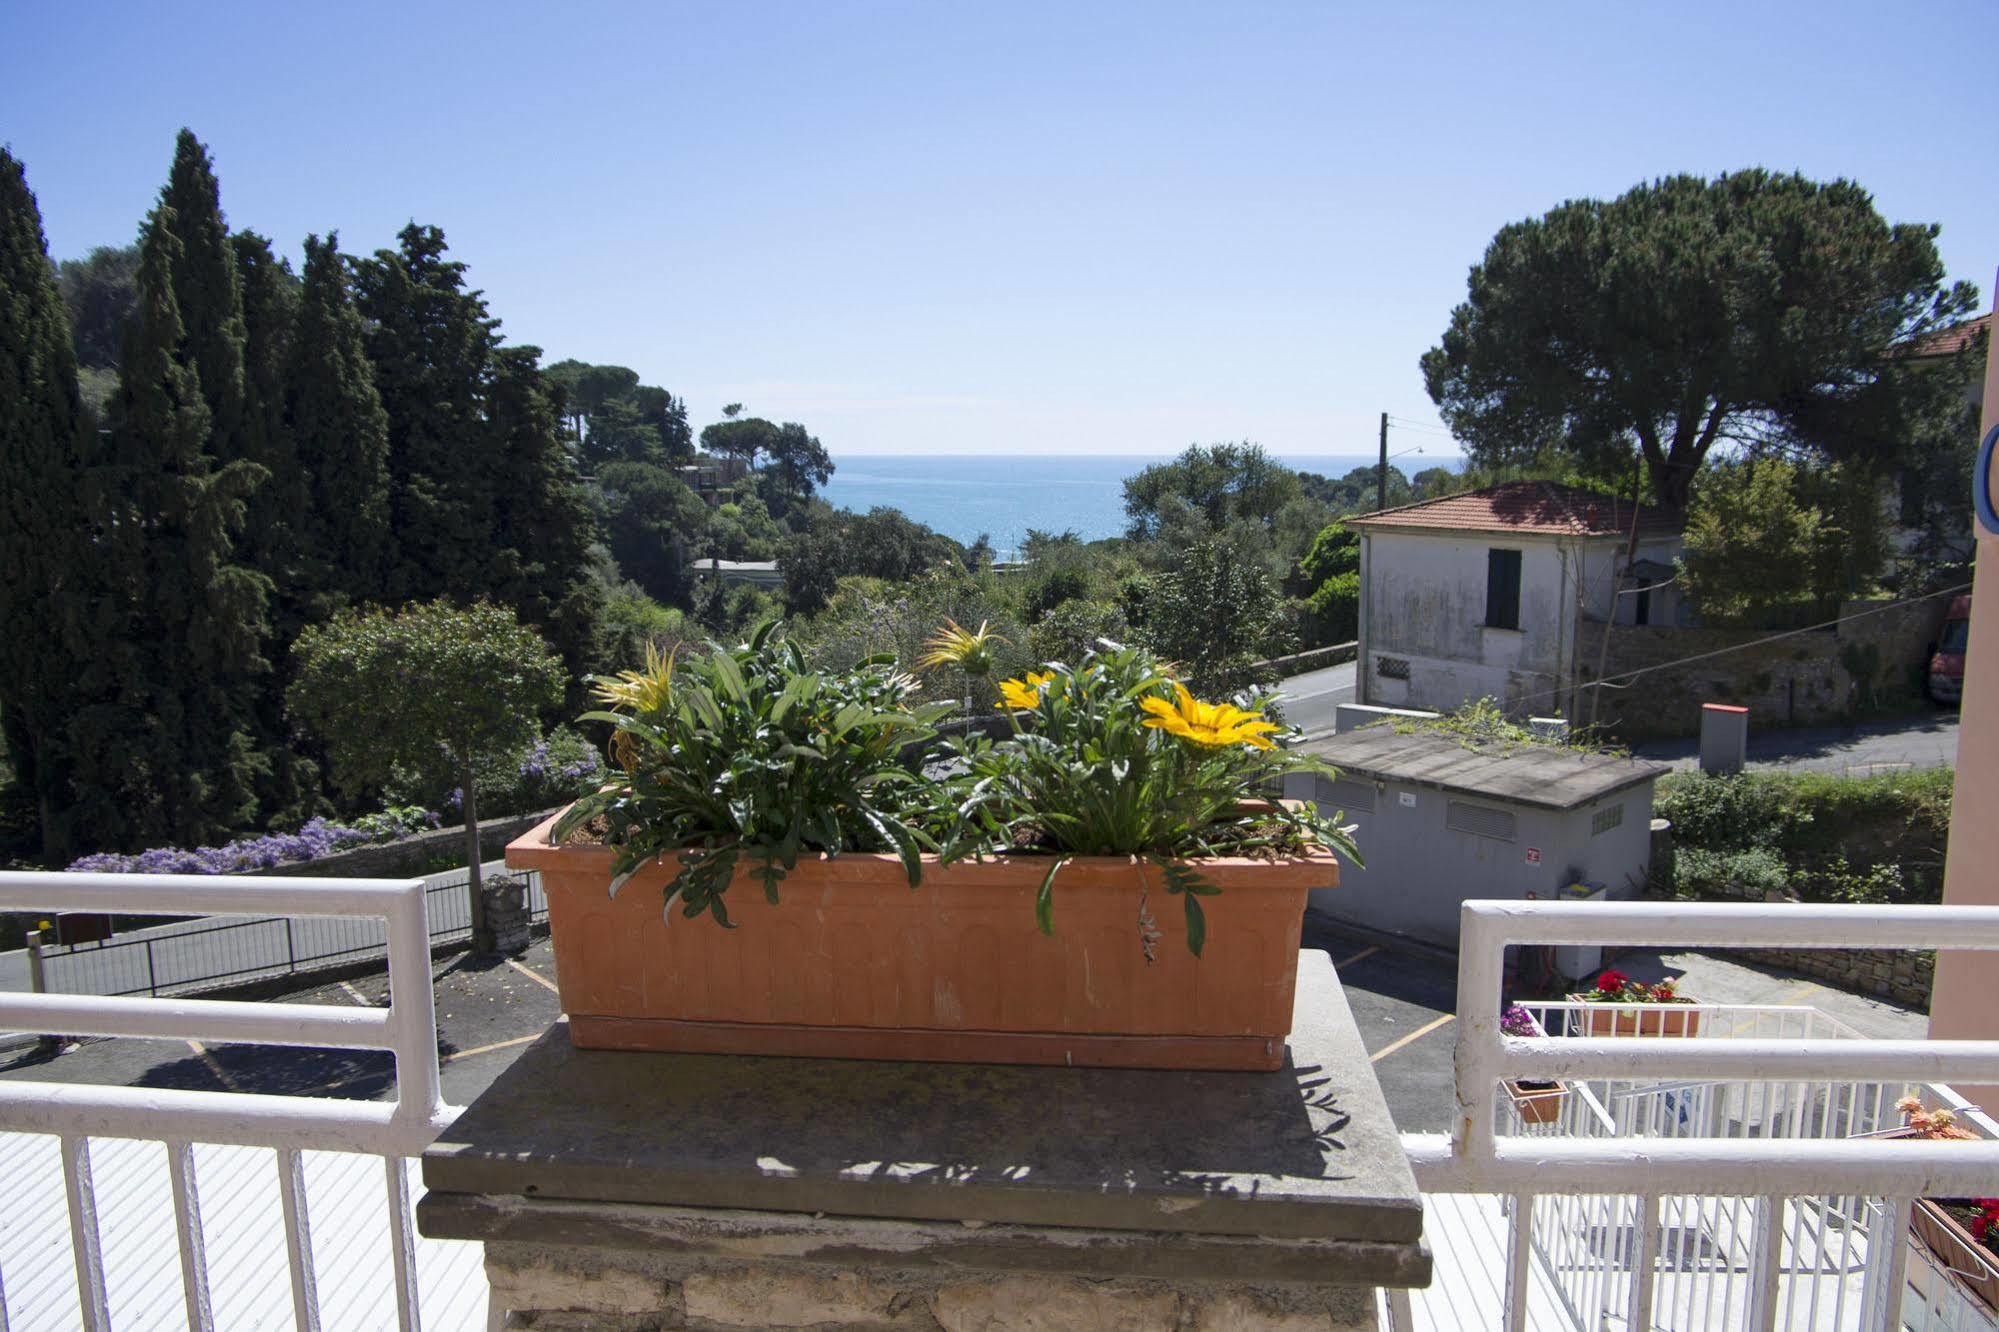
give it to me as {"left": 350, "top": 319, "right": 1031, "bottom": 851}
{"left": 285, "top": 917, "right": 297, "bottom": 975}
{"left": 385, "top": 880, "right": 445, "bottom": 1144}
{"left": 60, "top": 1135, "right": 109, "bottom": 1332}
{"left": 1746, "top": 1194, "right": 1783, "bottom": 1331}
{"left": 1625, "top": 1193, "right": 1660, "bottom": 1329}
{"left": 145, "top": 938, "right": 158, "bottom": 997}
{"left": 1454, "top": 904, "right": 1504, "bottom": 1168}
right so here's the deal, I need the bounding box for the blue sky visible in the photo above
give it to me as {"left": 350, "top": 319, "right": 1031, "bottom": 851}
{"left": 4, "top": 2, "right": 1994, "bottom": 457}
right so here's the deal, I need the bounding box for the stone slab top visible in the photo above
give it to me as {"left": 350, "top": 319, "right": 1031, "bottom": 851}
{"left": 421, "top": 952, "right": 1423, "bottom": 1244}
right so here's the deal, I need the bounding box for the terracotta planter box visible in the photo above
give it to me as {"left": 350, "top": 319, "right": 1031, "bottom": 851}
{"left": 1505, "top": 1080, "right": 1567, "bottom": 1125}
{"left": 505, "top": 810, "right": 1338, "bottom": 1071}
{"left": 1568, "top": 1001, "right": 1702, "bottom": 1038}
{"left": 1911, "top": 1198, "right": 1999, "bottom": 1314}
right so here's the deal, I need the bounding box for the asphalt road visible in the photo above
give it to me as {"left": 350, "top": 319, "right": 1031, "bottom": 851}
{"left": 1276, "top": 660, "right": 1358, "bottom": 736}
{"left": 1631, "top": 708, "right": 1960, "bottom": 774}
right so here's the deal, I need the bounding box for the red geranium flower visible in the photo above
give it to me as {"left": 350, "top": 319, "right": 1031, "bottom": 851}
{"left": 1594, "top": 970, "right": 1629, "bottom": 993}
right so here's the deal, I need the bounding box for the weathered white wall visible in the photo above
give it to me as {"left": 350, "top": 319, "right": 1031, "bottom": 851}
{"left": 1362, "top": 531, "right": 1573, "bottom": 715}
{"left": 1302, "top": 771, "right": 1656, "bottom": 950}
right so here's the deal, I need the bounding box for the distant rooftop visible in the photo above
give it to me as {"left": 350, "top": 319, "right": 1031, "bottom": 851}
{"left": 1345, "top": 481, "right": 1683, "bottom": 541}
{"left": 1301, "top": 726, "right": 1668, "bottom": 810}
{"left": 1896, "top": 312, "right": 1991, "bottom": 361}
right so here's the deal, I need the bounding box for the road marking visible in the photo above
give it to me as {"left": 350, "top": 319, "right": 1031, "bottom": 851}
{"left": 442, "top": 1033, "right": 542, "bottom": 1065}
{"left": 337, "top": 980, "right": 373, "bottom": 1006}
{"left": 507, "top": 959, "right": 561, "bottom": 995}
{"left": 1777, "top": 983, "right": 1823, "bottom": 1006}
{"left": 1335, "top": 945, "right": 1380, "bottom": 969}
{"left": 1370, "top": 1014, "right": 1456, "bottom": 1063}
{"left": 185, "top": 1039, "right": 239, "bottom": 1091}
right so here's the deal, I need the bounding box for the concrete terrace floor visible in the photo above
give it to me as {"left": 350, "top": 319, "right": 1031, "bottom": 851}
{"left": 1, "top": 921, "right": 1929, "bottom": 1138}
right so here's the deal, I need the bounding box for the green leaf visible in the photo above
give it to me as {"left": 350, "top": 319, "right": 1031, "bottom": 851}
{"left": 1035, "top": 855, "right": 1070, "bottom": 936}
{"left": 1183, "top": 892, "right": 1207, "bottom": 958}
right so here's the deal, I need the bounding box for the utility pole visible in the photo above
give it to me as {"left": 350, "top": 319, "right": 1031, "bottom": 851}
{"left": 1377, "top": 412, "right": 1389, "bottom": 512}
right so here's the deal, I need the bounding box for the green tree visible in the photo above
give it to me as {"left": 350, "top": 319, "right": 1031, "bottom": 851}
{"left": 1138, "top": 538, "right": 1292, "bottom": 694}
{"left": 288, "top": 232, "right": 392, "bottom": 610}
{"left": 1297, "top": 521, "right": 1362, "bottom": 645}
{"left": 597, "top": 461, "right": 708, "bottom": 601}
{"left": 0, "top": 149, "right": 92, "bottom": 860}
{"left": 576, "top": 396, "right": 663, "bottom": 470}
{"left": 69, "top": 201, "right": 273, "bottom": 849}
{"left": 701, "top": 413, "right": 780, "bottom": 470}
{"left": 1423, "top": 169, "right": 1979, "bottom": 508}
{"left": 56, "top": 243, "right": 139, "bottom": 372}
{"left": 289, "top": 600, "right": 565, "bottom": 950}
{"left": 1123, "top": 444, "right": 1300, "bottom": 541}
{"left": 1677, "top": 458, "right": 1886, "bottom": 626}
{"left": 629, "top": 384, "right": 693, "bottom": 461}
{"left": 764, "top": 421, "right": 834, "bottom": 511}
{"left": 777, "top": 509, "right": 845, "bottom": 616}
{"left": 160, "top": 130, "right": 252, "bottom": 472}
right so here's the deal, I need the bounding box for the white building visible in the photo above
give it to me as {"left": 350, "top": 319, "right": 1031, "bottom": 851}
{"left": 1349, "top": 482, "right": 1684, "bottom": 720}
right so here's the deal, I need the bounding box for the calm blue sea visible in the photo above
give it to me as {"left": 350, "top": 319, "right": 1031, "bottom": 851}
{"left": 818, "top": 453, "right": 1463, "bottom": 556}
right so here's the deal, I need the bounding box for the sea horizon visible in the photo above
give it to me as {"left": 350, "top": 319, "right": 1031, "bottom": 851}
{"left": 817, "top": 451, "right": 1465, "bottom": 554}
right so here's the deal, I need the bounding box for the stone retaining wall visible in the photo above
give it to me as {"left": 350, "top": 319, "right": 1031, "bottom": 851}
{"left": 1578, "top": 597, "right": 1949, "bottom": 738}
{"left": 1731, "top": 945, "right": 1935, "bottom": 1010}
{"left": 249, "top": 808, "right": 559, "bottom": 879}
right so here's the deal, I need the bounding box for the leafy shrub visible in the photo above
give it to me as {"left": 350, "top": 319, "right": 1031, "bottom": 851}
{"left": 1022, "top": 566, "right": 1092, "bottom": 622}
{"left": 556, "top": 623, "right": 954, "bottom": 926}
{"left": 391, "top": 727, "right": 605, "bottom": 822}
{"left": 1673, "top": 847, "right": 1789, "bottom": 900}
{"left": 1027, "top": 598, "right": 1130, "bottom": 666}
{"left": 68, "top": 806, "right": 441, "bottom": 875}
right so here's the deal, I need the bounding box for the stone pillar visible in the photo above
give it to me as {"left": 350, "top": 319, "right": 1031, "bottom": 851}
{"left": 421, "top": 954, "right": 1429, "bottom": 1330}
{"left": 480, "top": 875, "right": 531, "bottom": 956}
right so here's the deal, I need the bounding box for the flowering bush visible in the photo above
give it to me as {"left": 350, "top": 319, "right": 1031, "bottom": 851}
{"left": 1501, "top": 1004, "right": 1544, "bottom": 1037}
{"left": 1575, "top": 969, "right": 1695, "bottom": 1004}
{"left": 68, "top": 806, "right": 439, "bottom": 875}
{"left": 1897, "top": 1097, "right": 1999, "bottom": 1257}
{"left": 391, "top": 728, "right": 606, "bottom": 822}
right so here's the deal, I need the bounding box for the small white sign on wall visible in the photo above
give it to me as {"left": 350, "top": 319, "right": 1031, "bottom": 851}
{"left": 1398, "top": 792, "right": 1417, "bottom": 808}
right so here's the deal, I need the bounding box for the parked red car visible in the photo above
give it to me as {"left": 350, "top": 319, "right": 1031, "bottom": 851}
{"left": 1929, "top": 595, "right": 1973, "bottom": 705}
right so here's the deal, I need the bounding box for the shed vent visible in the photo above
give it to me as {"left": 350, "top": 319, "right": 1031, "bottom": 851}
{"left": 1447, "top": 800, "right": 1517, "bottom": 842}
{"left": 1376, "top": 655, "right": 1411, "bottom": 681}
{"left": 1591, "top": 803, "right": 1624, "bottom": 836}
{"left": 1319, "top": 777, "right": 1376, "bottom": 815}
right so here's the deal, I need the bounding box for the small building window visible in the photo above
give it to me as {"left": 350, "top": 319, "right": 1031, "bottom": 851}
{"left": 1591, "top": 804, "right": 1624, "bottom": 836}
{"left": 1320, "top": 777, "right": 1376, "bottom": 815}
{"left": 1376, "top": 655, "right": 1410, "bottom": 680}
{"left": 1485, "top": 549, "right": 1522, "bottom": 630}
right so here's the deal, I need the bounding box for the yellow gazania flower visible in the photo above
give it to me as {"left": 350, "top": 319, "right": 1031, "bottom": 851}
{"left": 919, "top": 618, "right": 1008, "bottom": 675}
{"left": 593, "top": 642, "right": 677, "bottom": 715}
{"left": 997, "top": 670, "right": 1054, "bottom": 711}
{"left": 1140, "top": 683, "right": 1280, "bottom": 750}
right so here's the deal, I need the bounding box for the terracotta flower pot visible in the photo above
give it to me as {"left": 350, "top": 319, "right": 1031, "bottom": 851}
{"left": 506, "top": 809, "right": 1339, "bottom": 1071}
{"left": 1911, "top": 1198, "right": 1999, "bottom": 1313}
{"left": 1568, "top": 1001, "right": 1702, "bottom": 1037}
{"left": 1505, "top": 1079, "right": 1567, "bottom": 1126}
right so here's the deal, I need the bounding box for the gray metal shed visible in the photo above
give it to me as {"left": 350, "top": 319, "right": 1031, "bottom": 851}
{"left": 1284, "top": 728, "right": 1668, "bottom": 961}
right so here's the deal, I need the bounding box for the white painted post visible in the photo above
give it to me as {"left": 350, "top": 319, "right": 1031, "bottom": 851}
{"left": 1746, "top": 1195, "right": 1782, "bottom": 1331}
{"left": 385, "top": 883, "right": 446, "bottom": 1145}
{"left": 60, "top": 1135, "right": 108, "bottom": 1332}
{"left": 276, "top": 1148, "right": 321, "bottom": 1332}
{"left": 1453, "top": 905, "right": 1504, "bottom": 1165}
{"left": 385, "top": 1156, "right": 422, "bottom": 1332}
{"left": 167, "top": 1140, "right": 213, "bottom": 1331}
{"left": 1878, "top": 1195, "right": 1914, "bottom": 1332}
{"left": 1503, "top": 1192, "right": 1533, "bottom": 1331}
{"left": 1625, "top": 1193, "right": 1660, "bottom": 1328}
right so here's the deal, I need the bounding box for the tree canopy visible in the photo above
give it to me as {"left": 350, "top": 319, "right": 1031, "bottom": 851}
{"left": 1123, "top": 443, "right": 1300, "bottom": 540}
{"left": 1422, "top": 169, "right": 1980, "bottom": 508}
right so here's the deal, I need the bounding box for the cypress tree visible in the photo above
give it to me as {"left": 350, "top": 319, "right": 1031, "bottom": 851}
{"left": 160, "top": 130, "right": 249, "bottom": 466}
{"left": 288, "top": 232, "right": 391, "bottom": 611}
{"left": 69, "top": 205, "right": 273, "bottom": 849}
{"left": 350, "top": 223, "right": 502, "bottom": 604}
{"left": 235, "top": 230, "right": 315, "bottom": 821}
{"left": 0, "top": 149, "right": 91, "bottom": 861}
{"left": 488, "top": 344, "right": 604, "bottom": 682}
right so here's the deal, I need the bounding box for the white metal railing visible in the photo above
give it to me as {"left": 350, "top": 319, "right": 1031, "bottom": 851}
{"left": 1397, "top": 899, "right": 1999, "bottom": 1332}
{"left": 0, "top": 870, "right": 459, "bottom": 1331}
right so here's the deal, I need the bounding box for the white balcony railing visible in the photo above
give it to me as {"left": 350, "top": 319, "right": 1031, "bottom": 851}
{"left": 5, "top": 877, "right": 1999, "bottom": 1330}
{"left": 0, "top": 870, "right": 460, "bottom": 1331}
{"left": 1392, "top": 899, "right": 1999, "bottom": 1332}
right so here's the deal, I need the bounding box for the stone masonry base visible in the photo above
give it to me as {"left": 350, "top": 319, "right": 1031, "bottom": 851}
{"left": 485, "top": 1240, "right": 1379, "bottom": 1331}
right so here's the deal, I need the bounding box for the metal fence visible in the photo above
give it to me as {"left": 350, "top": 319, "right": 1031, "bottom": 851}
{"left": 31, "top": 864, "right": 545, "bottom": 999}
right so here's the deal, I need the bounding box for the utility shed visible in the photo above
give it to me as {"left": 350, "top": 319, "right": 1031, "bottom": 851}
{"left": 1284, "top": 728, "right": 1668, "bottom": 956}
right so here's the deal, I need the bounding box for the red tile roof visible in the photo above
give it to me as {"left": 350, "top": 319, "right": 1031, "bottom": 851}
{"left": 1896, "top": 313, "right": 1990, "bottom": 361}
{"left": 1347, "top": 481, "right": 1683, "bottom": 539}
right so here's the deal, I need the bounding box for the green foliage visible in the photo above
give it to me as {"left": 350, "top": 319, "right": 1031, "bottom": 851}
{"left": 797, "top": 571, "right": 1032, "bottom": 705}
{"left": 389, "top": 725, "right": 604, "bottom": 821}
{"left": 555, "top": 622, "right": 954, "bottom": 926}
{"left": 1672, "top": 847, "right": 1790, "bottom": 900}
{"left": 1394, "top": 697, "right": 1622, "bottom": 754}
{"left": 595, "top": 462, "right": 707, "bottom": 602}
{"left": 1022, "top": 565, "right": 1091, "bottom": 622}
{"left": 1423, "top": 169, "right": 1979, "bottom": 508}
{"left": 1296, "top": 521, "right": 1361, "bottom": 644}
{"left": 1656, "top": 768, "right": 1953, "bottom": 905}
{"left": 0, "top": 149, "right": 93, "bottom": 861}
{"left": 1123, "top": 443, "right": 1300, "bottom": 541}
{"left": 598, "top": 583, "right": 698, "bottom": 671}
{"left": 1678, "top": 458, "right": 1888, "bottom": 625}
{"left": 1136, "top": 538, "right": 1292, "bottom": 695}
{"left": 947, "top": 646, "right": 1359, "bottom": 954}
{"left": 288, "top": 600, "right": 566, "bottom": 805}
{"left": 55, "top": 243, "right": 139, "bottom": 372}
{"left": 1027, "top": 598, "right": 1130, "bottom": 666}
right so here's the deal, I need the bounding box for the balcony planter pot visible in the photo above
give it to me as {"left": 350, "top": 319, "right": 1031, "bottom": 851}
{"left": 1567, "top": 1001, "right": 1702, "bottom": 1038}
{"left": 506, "top": 808, "right": 1338, "bottom": 1072}
{"left": 1910, "top": 1199, "right": 1999, "bottom": 1314}
{"left": 1504, "top": 1078, "right": 1567, "bottom": 1125}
